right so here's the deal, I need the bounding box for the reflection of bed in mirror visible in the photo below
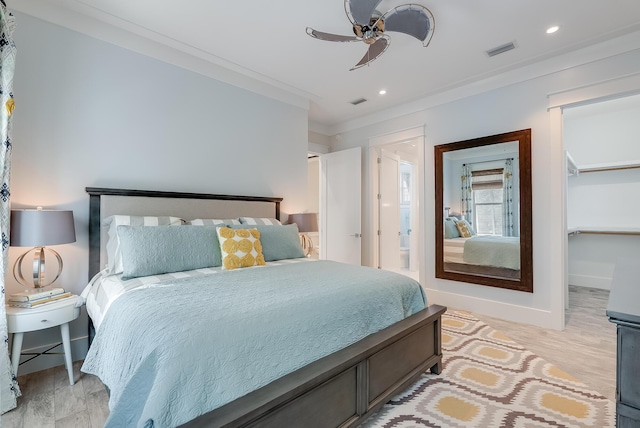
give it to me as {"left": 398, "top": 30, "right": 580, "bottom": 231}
{"left": 443, "top": 235, "right": 520, "bottom": 279}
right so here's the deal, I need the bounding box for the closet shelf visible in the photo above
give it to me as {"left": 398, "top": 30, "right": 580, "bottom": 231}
{"left": 568, "top": 226, "right": 640, "bottom": 237}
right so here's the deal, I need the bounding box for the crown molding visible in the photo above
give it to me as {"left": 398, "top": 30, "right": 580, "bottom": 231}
{"left": 11, "top": 0, "right": 313, "bottom": 111}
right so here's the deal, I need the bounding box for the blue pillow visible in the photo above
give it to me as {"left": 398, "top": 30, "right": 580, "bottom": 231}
{"left": 230, "top": 224, "right": 305, "bottom": 261}
{"left": 117, "top": 225, "right": 220, "bottom": 279}
{"left": 444, "top": 218, "right": 460, "bottom": 239}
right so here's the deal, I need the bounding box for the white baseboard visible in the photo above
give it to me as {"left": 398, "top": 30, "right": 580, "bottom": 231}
{"left": 568, "top": 274, "right": 611, "bottom": 290}
{"left": 12, "top": 336, "right": 89, "bottom": 376}
{"left": 425, "top": 288, "right": 562, "bottom": 330}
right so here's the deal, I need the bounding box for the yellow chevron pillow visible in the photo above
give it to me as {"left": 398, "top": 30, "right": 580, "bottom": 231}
{"left": 216, "top": 227, "right": 266, "bottom": 270}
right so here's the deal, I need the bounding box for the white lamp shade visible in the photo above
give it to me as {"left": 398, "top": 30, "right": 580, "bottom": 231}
{"left": 10, "top": 209, "right": 76, "bottom": 247}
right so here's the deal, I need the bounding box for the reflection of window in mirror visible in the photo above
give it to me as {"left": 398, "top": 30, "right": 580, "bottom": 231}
{"left": 471, "top": 168, "right": 504, "bottom": 236}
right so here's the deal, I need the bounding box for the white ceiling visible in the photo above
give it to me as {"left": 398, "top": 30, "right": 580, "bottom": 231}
{"left": 16, "top": 0, "right": 640, "bottom": 130}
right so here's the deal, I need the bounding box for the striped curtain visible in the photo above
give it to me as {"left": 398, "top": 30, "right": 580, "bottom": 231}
{"left": 460, "top": 165, "right": 473, "bottom": 225}
{"left": 0, "top": 2, "right": 20, "bottom": 413}
{"left": 502, "top": 159, "right": 514, "bottom": 237}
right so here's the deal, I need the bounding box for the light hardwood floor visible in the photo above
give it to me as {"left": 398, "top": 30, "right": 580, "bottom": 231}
{"left": 1, "top": 360, "right": 109, "bottom": 428}
{"left": 1, "top": 285, "right": 616, "bottom": 427}
{"left": 475, "top": 285, "right": 617, "bottom": 401}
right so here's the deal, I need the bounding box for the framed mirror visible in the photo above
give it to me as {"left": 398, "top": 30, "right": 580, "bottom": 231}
{"left": 435, "top": 129, "right": 532, "bottom": 292}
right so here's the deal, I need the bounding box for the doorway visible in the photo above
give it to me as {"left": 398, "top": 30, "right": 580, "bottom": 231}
{"left": 547, "top": 75, "right": 640, "bottom": 330}
{"left": 562, "top": 94, "right": 640, "bottom": 300}
{"left": 370, "top": 132, "right": 423, "bottom": 282}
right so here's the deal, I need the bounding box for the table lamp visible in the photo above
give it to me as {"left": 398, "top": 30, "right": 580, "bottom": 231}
{"left": 10, "top": 208, "right": 76, "bottom": 288}
{"left": 287, "top": 213, "right": 318, "bottom": 257}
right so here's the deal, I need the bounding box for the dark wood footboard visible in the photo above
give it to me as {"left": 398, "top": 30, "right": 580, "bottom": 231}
{"left": 183, "top": 304, "right": 446, "bottom": 428}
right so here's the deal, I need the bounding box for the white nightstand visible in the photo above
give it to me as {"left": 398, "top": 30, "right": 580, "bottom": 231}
{"left": 6, "top": 295, "right": 81, "bottom": 385}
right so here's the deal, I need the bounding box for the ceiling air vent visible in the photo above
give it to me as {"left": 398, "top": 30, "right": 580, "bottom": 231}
{"left": 350, "top": 98, "right": 367, "bottom": 106}
{"left": 486, "top": 41, "right": 516, "bottom": 57}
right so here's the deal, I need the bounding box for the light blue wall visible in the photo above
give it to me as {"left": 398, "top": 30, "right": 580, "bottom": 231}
{"left": 9, "top": 12, "right": 309, "bottom": 373}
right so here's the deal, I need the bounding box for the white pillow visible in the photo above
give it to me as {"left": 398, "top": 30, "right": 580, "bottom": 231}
{"left": 104, "top": 215, "right": 183, "bottom": 275}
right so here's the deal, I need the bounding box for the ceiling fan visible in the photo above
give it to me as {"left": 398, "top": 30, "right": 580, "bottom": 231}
{"left": 306, "top": 0, "right": 435, "bottom": 71}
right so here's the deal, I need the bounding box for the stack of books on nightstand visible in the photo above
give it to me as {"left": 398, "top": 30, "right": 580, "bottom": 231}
{"left": 7, "top": 287, "right": 72, "bottom": 308}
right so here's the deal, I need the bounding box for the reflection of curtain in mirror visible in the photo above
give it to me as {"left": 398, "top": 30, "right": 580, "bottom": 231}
{"left": 502, "top": 159, "right": 514, "bottom": 237}
{"left": 461, "top": 165, "right": 473, "bottom": 225}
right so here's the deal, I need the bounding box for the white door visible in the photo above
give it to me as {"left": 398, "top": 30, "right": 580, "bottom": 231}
{"left": 320, "top": 147, "right": 362, "bottom": 265}
{"left": 378, "top": 149, "right": 401, "bottom": 270}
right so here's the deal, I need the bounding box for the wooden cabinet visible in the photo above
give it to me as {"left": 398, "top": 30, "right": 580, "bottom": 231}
{"left": 607, "top": 259, "right": 640, "bottom": 427}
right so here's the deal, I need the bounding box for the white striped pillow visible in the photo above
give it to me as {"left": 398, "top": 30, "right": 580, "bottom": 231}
{"left": 186, "top": 219, "right": 241, "bottom": 226}
{"left": 238, "top": 217, "right": 282, "bottom": 226}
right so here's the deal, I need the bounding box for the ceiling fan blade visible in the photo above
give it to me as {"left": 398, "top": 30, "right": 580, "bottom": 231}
{"left": 382, "top": 4, "right": 435, "bottom": 46}
{"left": 345, "top": 0, "right": 384, "bottom": 26}
{"left": 350, "top": 36, "right": 389, "bottom": 70}
{"left": 306, "top": 27, "right": 360, "bottom": 42}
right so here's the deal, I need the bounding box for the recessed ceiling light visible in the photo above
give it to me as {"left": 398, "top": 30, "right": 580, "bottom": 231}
{"left": 379, "top": 89, "right": 387, "bottom": 95}
{"left": 546, "top": 26, "right": 559, "bottom": 34}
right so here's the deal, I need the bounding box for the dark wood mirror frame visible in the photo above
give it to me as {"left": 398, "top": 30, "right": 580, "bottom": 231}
{"left": 434, "top": 129, "right": 533, "bottom": 292}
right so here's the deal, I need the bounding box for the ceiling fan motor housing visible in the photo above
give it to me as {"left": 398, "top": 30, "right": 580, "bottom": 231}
{"left": 353, "top": 15, "right": 385, "bottom": 44}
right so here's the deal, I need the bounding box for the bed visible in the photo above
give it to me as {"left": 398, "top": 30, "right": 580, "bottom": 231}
{"left": 443, "top": 235, "right": 521, "bottom": 279}
{"left": 81, "top": 187, "right": 445, "bottom": 428}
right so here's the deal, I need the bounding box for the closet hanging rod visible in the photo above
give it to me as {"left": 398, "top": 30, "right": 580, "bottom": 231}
{"left": 568, "top": 228, "right": 640, "bottom": 237}
{"left": 580, "top": 164, "right": 640, "bottom": 173}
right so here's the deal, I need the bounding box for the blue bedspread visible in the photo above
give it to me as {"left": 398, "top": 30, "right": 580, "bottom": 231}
{"left": 81, "top": 260, "right": 427, "bottom": 427}
{"left": 463, "top": 236, "right": 520, "bottom": 269}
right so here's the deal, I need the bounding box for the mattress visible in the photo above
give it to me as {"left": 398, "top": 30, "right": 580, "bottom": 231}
{"left": 81, "top": 260, "right": 427, "bottom": 427}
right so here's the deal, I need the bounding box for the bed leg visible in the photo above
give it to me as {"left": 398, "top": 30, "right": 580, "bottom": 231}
{"left": 430, "top": 315, "right": 443, "bottom": 375}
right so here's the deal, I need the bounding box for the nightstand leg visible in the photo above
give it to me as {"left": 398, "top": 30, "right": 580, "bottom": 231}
{"left": 10, "top": 332, "right": 23, "bottom": 376}
{"left": 60, "top": 323, "right": 74, "bottom": 385}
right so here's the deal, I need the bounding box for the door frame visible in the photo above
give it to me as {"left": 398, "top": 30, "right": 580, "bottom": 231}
{"left": 368, "top": 126, "right": 426, "bottom": 282}
{"left": 547, "top": 73, "right": 640, "bottom": 330}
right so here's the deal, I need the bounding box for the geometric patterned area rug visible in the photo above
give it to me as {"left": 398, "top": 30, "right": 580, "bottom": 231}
{"left": 361, "top": 311, "right": 615, "bottom": 428}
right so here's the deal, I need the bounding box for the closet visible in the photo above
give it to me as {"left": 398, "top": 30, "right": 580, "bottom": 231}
{"left": 564, "top": 94, "right": 640, "bottom": 291}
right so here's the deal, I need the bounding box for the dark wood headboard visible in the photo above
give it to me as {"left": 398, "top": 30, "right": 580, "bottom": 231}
{"left": 86, "top": 187, "right": 283, "bottom": 279}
